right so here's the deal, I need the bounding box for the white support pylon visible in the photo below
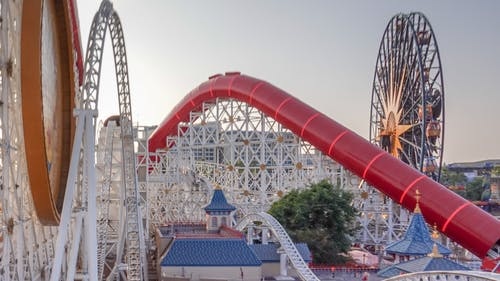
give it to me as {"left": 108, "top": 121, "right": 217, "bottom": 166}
{"left": 50, "top": 109, "right": 99, "bottom": 281}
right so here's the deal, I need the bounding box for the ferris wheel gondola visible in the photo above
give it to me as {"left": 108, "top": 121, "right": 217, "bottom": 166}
{"left": 370, "top": 12, "right": 445, "bottom": 181}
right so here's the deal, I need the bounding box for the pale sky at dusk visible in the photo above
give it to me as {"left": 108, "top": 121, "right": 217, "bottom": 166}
{"left": 75, "top": 0, "right": 500, "bottom": 164}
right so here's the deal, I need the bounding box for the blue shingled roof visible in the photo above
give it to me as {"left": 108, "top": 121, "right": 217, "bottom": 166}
{"left": 377, "top": 256, "right": 470, "bottom": 278}
{"left": 385, "top": 213, "right": 451, "bottom": 256}
{"left": 161, "top": 238, "right": 261, "bottom": 266}
{"left": 204, "top": 189, "right": 236, "bottom": 212}
{"left": 249, "top": 243, "right": 312, "bottom": 263}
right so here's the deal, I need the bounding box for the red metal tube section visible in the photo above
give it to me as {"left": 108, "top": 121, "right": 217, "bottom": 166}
{"left": 68, "top": 0, "right": 84, "bottom": 85}
{"left": 148, "top": 72, "right": 500, "bottom": 259}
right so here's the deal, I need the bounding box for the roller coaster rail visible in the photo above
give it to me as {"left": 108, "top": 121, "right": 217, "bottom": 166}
{"left": 236, "top": 212, "right": 321, "bottom": 281}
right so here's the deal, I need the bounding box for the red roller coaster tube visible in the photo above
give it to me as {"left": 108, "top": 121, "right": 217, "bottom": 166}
{"left": 68, "top": 0, "right": 84, "bottom": 85}
{"left": 148, "top": 73, "right": 500, "bottom": 259}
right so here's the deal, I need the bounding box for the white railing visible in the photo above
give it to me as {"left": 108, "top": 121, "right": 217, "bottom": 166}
{"left": 384, "top": 270, "right": 500, "bottom": 281}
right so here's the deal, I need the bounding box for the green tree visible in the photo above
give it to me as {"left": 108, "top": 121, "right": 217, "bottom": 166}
{"left": 439, "top": 166, "right": 467, "bottom": 187}
{"left": 268, "top": 180, "right": 358, "bottom": 264}
{"left": 465, "top": 177, "right": 484, "bottom": 201}
{"left": 492, "top": 166, "right": 500, "bottom": 177}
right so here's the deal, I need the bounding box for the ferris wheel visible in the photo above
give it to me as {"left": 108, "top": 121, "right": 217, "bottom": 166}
{"left": 0, "top": 0, "right": 146, "bottom": 279}
{"left": 370, "top": 12, "right": 445, "bottom": 181}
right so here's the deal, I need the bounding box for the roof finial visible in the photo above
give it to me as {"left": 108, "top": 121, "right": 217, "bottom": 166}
{"left": 428, "top": 242, "right": 443, "bottom": 258}
{"left": 414, "top": 189, "right": 421, "bottom": 213}
{"left": 431, "top": 223, "right": 440, "bottom": 240}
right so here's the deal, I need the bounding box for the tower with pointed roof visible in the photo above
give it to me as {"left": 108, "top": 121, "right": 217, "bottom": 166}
{"left": 384, "top": 190, "right": 451, "bottom": 261}
{"left": 204, "top": 186, "right": 236, "bottom": 231}
{"left": 377, "top": 190, "right": 470, "bottom": 278}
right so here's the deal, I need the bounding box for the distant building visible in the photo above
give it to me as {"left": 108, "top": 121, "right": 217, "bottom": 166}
{"left": 446, "top": 159, "right": 500, "bottom": 176}
{"left": 446, "top": 159, "right": 500, "bottom": 215}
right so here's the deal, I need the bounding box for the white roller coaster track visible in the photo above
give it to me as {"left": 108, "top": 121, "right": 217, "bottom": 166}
{"left": 236, "top": 212, "right": 321, "bottom": 281}
{"left": 49, "top": 0, "right": 146, "bottom": 280}
{"left": 96, "top": 120, "right": 116, "bottom": 280}
{"left": 80, "top": 0, "right": 146, "bottom": 280}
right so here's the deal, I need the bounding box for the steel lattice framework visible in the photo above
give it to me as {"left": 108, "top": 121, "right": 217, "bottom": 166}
{"left": 146, "top": 72, "right": 500, "bottom": 262}
{"left": 96, "top": 119, "right": 125, "bottom": 280}
{"left": 137, "top": 93, "right": 406, "bottom": 251}
{"left": 77, "top": 1, "right": 146, "bottom": 280}
{"left": 139, "top": 98, "right": 359, "bottom": 233}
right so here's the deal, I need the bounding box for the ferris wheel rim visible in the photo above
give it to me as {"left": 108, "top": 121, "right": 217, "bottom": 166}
{"left": 20, "top": 0, "right": 79, "bottom": 225}
{"left": 409, "top": 12, "right": 446, "bottom": 168}
{"left": 0, "top": 0, "right": 60, "bottom": 279}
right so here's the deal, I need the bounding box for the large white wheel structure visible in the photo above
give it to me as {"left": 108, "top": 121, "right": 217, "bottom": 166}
{"left": 0, "top": 0, "right": 146, "bottom": 280}
{"left": 0, "top": 1, "right": 60, "bottom": 279}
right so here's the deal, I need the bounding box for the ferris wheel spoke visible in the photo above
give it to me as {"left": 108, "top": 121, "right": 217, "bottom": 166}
{"left": 381, "top": 31, "right": 391, "bottom": 93}
{"left": 399, "top": 51, "right": 419, "bottom": 109}
{"left": 426, "top": 67, "right": 441, "bottom": 92}
{"left": 374, "top": 81, "right": 387, "bottom": 115}
{"left": 395, "top": 28, "right": 411, "bottom": 85}
{"left": 399, "top": 134, "right": 422, "bottom": 152}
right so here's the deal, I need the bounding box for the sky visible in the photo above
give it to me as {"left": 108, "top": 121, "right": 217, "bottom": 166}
{"left": 75, "top": 0, "right": 500, "bottom": 165}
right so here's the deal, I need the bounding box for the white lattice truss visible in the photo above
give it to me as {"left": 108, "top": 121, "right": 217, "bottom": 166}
{"left": 137, "top": 98, "right": 405, "bottom": 248}
{"left": 96, "top": 120, "right": 125, "bottom": 280}
{"left": 76, "top": 1, "right": 147, "bottom": 280}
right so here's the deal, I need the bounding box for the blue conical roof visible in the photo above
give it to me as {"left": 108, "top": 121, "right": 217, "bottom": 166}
{"left": 377, "top": 255, "right": 470, "bottom": 278}
{"left": 385, "top": 212, "right": 451, "bottom": 256}
{"left": 204, "top": 189, "right": 236, "bottom": 212}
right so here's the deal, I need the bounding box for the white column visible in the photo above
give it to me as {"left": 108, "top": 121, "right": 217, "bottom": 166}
{"left": 278, "top": 247, "right": 288, "bottom": 277}
{"left": 247, "top": 225, "right": 254, "bottom": 244}
{"left": 262, "top": 228, "right": 269, "bottom": 244}
{"left": 50, "top": 110, "right": 87, "bottom": 281}
{"left": 280, "top": 253, "right": 288, "bottom": 276}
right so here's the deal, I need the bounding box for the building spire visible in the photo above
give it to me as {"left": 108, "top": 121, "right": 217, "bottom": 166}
{"left": 414, "top": 189, "right": 421, "bottom": 213}
{"left": 428, "top": 243, "right": 443, "bottom": 258}
{"left": 431, "top": 223, "right": 440, "bottom": 240}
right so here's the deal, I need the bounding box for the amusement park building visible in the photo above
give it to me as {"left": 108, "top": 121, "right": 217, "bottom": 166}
{"left": 446, "top": 159, "right": 500, "bottom": 175}
{"left": 377, "top": 195, "right": 470, "bottom": 278}
{"left": 155, "top": 188, "right": 311, "bottom": 281}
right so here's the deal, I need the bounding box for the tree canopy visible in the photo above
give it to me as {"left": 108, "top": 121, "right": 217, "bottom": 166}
{"left": 268, "top": 180, "right": 358, "bottom": 264}
{"left": 440, "top": 168, "right": 489, "bottom": 201}
{"left": 439, "top": 167, "right": 467, "bottom": 187}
